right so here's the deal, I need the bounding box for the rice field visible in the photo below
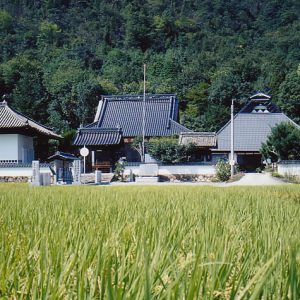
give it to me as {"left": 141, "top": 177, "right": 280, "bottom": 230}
{"left": 0, "top": 184, "right": 300, "bottom": 299}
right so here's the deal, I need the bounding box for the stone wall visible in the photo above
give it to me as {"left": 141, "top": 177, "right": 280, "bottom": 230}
{"left": 0, "top": 175, "right": 55, "bottom": 184}
{"left": 0, "top": 176, "right": 30, "bottom": 183}
{"left": 160, "top": 174, "right": 215, "bottom": 182}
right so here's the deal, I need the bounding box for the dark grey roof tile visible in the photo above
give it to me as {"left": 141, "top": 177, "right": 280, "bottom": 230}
{"left": 216, "top": 113, "right": 300, "bottom": 152}
{"left": 73, "top": 128, "right": 122, "bottom": 146}
{"left": 0, "top": 101, "right": 61, "bottom": 138}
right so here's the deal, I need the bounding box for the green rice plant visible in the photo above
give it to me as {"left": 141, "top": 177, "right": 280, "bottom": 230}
{"left": 0, "top": 184, "right": 299, "bottom": 299}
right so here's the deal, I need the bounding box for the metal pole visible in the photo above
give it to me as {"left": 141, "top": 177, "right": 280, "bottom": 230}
{"left": 142, "top": 64, "right": 146, "bottom": 163}
{"left": 83, "top": 145, "right": 86, "bottom": 174}
{"left": 230, "top": 99, "right": 235, "bottom": 177}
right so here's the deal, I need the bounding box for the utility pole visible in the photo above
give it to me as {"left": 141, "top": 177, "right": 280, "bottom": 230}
{"left": 230, "top": 99, "right": 235, "bottom": 177}
{"left": 142, "top": 64, "right": 146, "bottom": 163}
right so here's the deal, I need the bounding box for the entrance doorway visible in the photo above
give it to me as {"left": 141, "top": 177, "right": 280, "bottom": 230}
{"left": 237, "top": 154, "right": 262, "bottom": 171}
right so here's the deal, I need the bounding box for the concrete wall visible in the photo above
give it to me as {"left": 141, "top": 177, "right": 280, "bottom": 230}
{"left": 0, "top": 167, "right": 51, "bottom": 177}
{"left": 278, "top": 161, "right": 300, "bottom": 177}
{"left": 124, "top": 164, "right": 215, "bottom": 176}
{"left": 0, "top": 134, "right": 19, "bottom": 162}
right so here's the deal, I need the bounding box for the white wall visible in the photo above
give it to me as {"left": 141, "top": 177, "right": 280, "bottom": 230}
{"left": 18, "top": 135, "right": 34, "bottom": 163}
{"left": 158, "top": 165, "right": 215, "bottom": 175}
{"left": 278, "top": 162, "right": 300, "bottom": 177}
{"left": 124, "top": 164, "right": 215, "bottom": 176}
{"left": 0, "top": 134, "right": 34, "bottom": 163}
{"left": 0, "top": 167, "right": 51, "bottom": 177}
{"left": 0, "top": 134, "right": 19, "bottom": 162}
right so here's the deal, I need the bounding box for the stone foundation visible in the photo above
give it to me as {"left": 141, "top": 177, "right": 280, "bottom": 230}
{"left": 160, "top": 174, "right": 215, "bottom": 182}
{"left": 0, "top": 176, "right": 30, "bottom": 183}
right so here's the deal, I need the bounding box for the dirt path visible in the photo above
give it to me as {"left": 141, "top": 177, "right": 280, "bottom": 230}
{"left": 226, "top": 172, "right": 286, "bottom": 186}
{"left": 108, "top": 172, "right": 287, "bottom": 187}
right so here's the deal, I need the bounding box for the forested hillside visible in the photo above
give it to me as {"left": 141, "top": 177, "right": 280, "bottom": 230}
{"left": 0, "top": 0, "right": 299, "bottom": 136}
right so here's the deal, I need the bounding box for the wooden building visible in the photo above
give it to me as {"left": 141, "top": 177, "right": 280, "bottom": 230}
{"left": 213, "top": 92, "right": 300, "bottom": 169}
{"left": 73, "top": 94, "right": 192, "bottom": 171}
{"left": 0, "top": 100, "right": 61, "bottom": 164}
{"left": 74, "top": 92, "right": 299, "bottom": 171}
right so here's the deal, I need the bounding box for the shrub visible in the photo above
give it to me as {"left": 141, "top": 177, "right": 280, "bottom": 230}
{"left": 216, "top": 160, "right": 231, "bottom": 181}
{"left": 256, "top": 167, "right": 263, "bottom": 173}
{"left": 271, "top": 171, "right": 282, "bottom": 178}
{"left": 113, "top": 159, "right": 127, "bottom": 181}
{"left": 147, "top": 136, "right": 196, "bottom": 164}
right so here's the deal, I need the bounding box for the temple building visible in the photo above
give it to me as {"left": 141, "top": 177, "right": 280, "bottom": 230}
{"left": 213, "top": 92, "right": 300, "bottom": 169}
{"left": 0, "top": 100, "right": 61, "bottom": 164}
{"left": 73, "top": 94, "right": 192, "bottom": 170}
{"left": 73, "top": 92, "right": 300, "bottom": 171}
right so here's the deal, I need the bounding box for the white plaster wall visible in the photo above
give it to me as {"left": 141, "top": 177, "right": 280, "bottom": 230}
{"left": 18, "top": 135, "right": 34, "bottom": 163}
{"left": 0, "top": 134, "right": 19, "bottom": 162}
{"left": 278, "top": 163, "right": 300, "bottom": 177}
{"left": 124, "top": 166, "right": 140, "bottom": 175}
{"left": 158, "top": 165, "right": 215, "bottom": 175}
{"left": 0, "top": 167, "right": 51, "bottom": 177}
{"left": 124, "top": 164, "right": 215, "bottom": 176}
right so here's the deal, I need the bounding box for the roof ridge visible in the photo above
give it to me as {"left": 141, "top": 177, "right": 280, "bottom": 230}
{"left": 167, "top": 96, "right": 174, "bottom": 128}
{"left": 5, "top": 104, "right": 28, "bottom": 123}
{"left": 79, "top": 127, "right": 121, "bottom": 132}
{"left": 169, "top": 119, "right": 192, "bottom": 132}
{"left": 0, "top": 102, "right": 61, "bottom": 138}
{"left": 0, "top": 103, "right": 27, "bottom": 127}
{"left": 102, "top": 94, "right": 177, "bottom": 101}
{"left": 181, "top": 132, "right": 216, "bottom": 135}
{"left": 97, "top": 99, "right": 107, "bottom": 127}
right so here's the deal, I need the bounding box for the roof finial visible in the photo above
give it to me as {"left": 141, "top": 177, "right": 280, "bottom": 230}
{"left": 2, "top": 94, "right": 8, "bottom": 104}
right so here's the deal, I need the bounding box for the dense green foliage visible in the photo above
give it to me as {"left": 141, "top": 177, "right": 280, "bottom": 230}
{"left": 147, "top": 136, "right": 196, "bottom": 163}
{"left": 1, "top": 184, "right": 300, "bottom": 298}
{"left": 0, "top": 1, "right": 299, "bottom": 133}
{"left": 261, "top": 122, "right": 300, "bottom": 161}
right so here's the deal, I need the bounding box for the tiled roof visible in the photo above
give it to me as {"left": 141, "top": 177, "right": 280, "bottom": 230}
{"left": 179, "top": 132, "right": 217, "bottom": 147}
{"left": 95, "top": 94, "right": 191, "bottom": 137}
{"left": 73, "top": 94, "right": 192, "bottom": 146}
{"left": 0, "top": 101, "right": 61, "bottom": 139}
{"left": 240, "top": 92, "right": 281, "bottom": 113}
{"left": 73, "top": 128, "right": 122, "bottom": 146}
{"left": 216, "top": 113, "right": 300, "bottom": 152}
{"left": 48, "top": 151, "right": 80, "bottom": 161}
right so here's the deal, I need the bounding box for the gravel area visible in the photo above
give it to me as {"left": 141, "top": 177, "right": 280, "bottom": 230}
{"left": 108, "top": 172, "right": 287, "bottom": 187}
{"left": 225, "top": 172, "right": 286, "bottom": 186}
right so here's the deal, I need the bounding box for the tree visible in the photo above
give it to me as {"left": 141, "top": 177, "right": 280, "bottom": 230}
{"left": 131, "top": 136, "right": 143, "bottom": 161}
{"left": 147, "top": 136, "right": 196, "bottom": 164}
{"left": 37, "top": 20, "right": 62, "bottom": 47}
{"left": 43, "top": 58, "right": 99, "bottom": 130}
{"left": 0, "top": 10, "right": 13, "bottom": 33}
{"left": 260, "top": 122, "right": 300, "bottom": 162}
{"left": 276, "top": 70, "right": 300, "bottom": 124}
{"left": 0, "top": 55, "right": 49, "bottom": 124}
{"left": 0, "top": 0, "right": 299, "bottom": 138}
